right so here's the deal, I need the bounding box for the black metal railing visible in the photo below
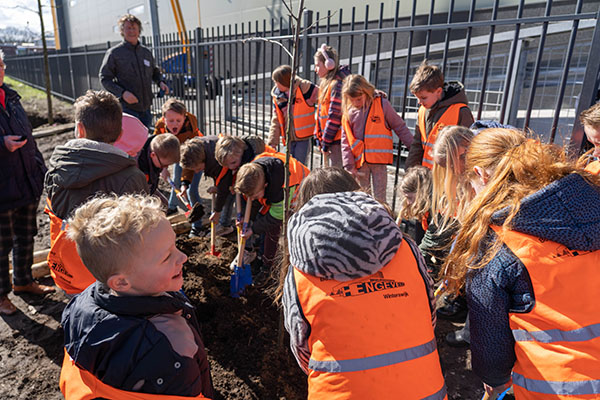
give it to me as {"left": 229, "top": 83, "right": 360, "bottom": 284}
{"left": 7, "top": 0, "right": 600, "bottom": 209}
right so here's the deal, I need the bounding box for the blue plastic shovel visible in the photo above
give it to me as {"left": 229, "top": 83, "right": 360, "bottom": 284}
{"left": 230, "top": 200, "right": 253, "bottom": 297}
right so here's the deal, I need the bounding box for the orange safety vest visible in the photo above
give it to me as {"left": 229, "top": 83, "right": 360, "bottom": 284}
{"left": 293, "top": 240, "right": 447, "bottom": 399}
{"left": 342, "top": 97, "right": 394, "bottom": 169}
{"left": 418, "top": 103, "right": 467, "bottom": 169}
{"left": 274, "top": 86, "right": 316, "bottom": 145}
{"left": 60, "top": 350, "right": 209, "bottom": 400}
{"left": 252, "top": 151, "right": 309, "bottom": 215}
{"left": 155, "top": 112, "right": 203, "bottom": 142}
{"left": 491, "top": 226, "right": 600, "bottom": 399}
{"left": 316, "top": 83, "right": 342, "bottom": 142}
{"left": 44, "top": 199, "right": 96, "bottom": 295}
{"left": 584, "top": 160, "right": 600, "bottom": 175}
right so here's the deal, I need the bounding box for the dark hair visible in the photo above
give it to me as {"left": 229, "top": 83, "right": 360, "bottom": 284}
{"left": 74, "top": 90, "right": 122, "bottom": 143}
{"left": 410, "top": 60, "right": 444, "bottom": 93}
{"left": 272, "top": 65, "right": 292, "bottom": 87}
{"left": 295, "top": 167, "right": 360, "bottom": 211}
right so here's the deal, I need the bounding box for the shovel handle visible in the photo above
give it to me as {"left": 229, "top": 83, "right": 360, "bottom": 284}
{"left": 237, "top": 200, "right": 252, "bottom": 268}
{"left": 322, "top": 151, "right": 329, "bottom": 167}
{"left": 236, "top": 193, "right": 243, "bottom": 246}
{"left": 210, "top": 193, "right": 216, "bottom": 250}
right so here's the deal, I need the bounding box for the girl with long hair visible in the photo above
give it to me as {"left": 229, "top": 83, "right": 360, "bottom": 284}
{"left": 340, "top": 74, "right": 413, "bottom": 203}
{"left": 444, "top": 128, "right": 600, "bottom": 397}
{"left": 313, "top": 44, "right": 351, "bottom": 167}
{"left": 278, "top": 167, "right": 443, "bottom": 399}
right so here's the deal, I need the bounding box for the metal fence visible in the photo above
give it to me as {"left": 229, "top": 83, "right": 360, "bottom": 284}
{"left": 6, "top": 0, "right": 600, "bottom": 209}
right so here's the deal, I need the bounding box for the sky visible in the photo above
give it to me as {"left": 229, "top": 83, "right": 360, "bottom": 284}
{"left": 1, "top": 0, "right": 54, "bottom": 34}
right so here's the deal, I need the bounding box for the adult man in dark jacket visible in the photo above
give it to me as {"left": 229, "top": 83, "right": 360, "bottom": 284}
{"left": 99, "top": 14, "right": 169, "bottom": 127}
{"left": 0, "top": 52, "right": 54, "bottom": 315}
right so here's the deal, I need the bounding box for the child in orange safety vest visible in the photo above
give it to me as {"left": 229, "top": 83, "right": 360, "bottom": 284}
{"left": 235, "top": 151, "right": 309, "bottom": 275}
{"left": 60, "top": 194, "right": 213, "bottom": 400}
{"left": 443, "top": 128, "right": 600, "bottom": 398}
{"left": 267, "top": 65, "right": 318, "bottom": 165}
{"left": 278, "top": 167, "right": 445, "bottom": 399}
{"left": 154, "top": 98, "right": 203, "bottom": 216}
{"left": 313, "top": 44, "right": 351, "bottom": 168}
{"left": 340, "top": 74, "right": 413, "bottom": 203}
{"left": 405, "top": 60, "right": 473, "bottom": 169}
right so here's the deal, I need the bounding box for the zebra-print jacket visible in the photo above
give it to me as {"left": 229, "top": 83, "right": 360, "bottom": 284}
{"left": 282, "top": 191, "right": 436, "bottom": 373}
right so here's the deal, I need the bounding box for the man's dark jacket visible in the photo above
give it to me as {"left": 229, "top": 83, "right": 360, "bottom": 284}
{"left": 0, "top": 84, "right": 47, "bottom": 212}
{"left": 99, "top": 40, "right": 164, "bottom": 113}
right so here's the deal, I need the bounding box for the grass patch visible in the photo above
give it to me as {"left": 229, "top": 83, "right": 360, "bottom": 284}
{"left": 4, "top": 76, "right": 49, "bottom": 101}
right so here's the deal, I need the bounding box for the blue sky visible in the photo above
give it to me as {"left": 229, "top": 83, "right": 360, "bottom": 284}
{"left": 1, "top": 0, "right": 54, "bottom": 34}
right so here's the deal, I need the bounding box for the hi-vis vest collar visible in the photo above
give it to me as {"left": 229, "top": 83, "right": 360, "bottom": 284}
{"left": 418, "top": 103, "right": 466, "bottom": 169}
{"left": 60, "top": 350, "right": 209, "bottom": 399}
{"left": 491, "top": 225, "right": 600, "bottom": 399}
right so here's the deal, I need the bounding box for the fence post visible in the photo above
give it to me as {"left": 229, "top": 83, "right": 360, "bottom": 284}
{"left": 302, "top": 10, "right": 313, "bottom": 77}
{"left": 67, "top": 46, "right": 76, "bottom": 100}
{"left": 195, "top": 27, "right": 207, "bottom": 132}
{"left": 84, "top": 45, "right": 92, "bottom": 90}
{"left": 569, "top": 10, "right": 600, "bottom": 155}
{"left": 505, "top": 40, "right": 529, "bottom": 128}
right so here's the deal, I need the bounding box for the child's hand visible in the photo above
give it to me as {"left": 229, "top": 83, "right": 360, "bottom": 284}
{"left": 122, "top": 91, "right": 139, "bottom": 104}
{"left": 241, "top": 227, "right": 253, "bottom": 239}
{"left": 159, "top": 81, "right": 170, "bottom": 95}
{"left": 209, "top": 211, "right": 220, "bottom": 223}
{"left": 160, "top": 168, "right": 170, "bottom": 181}
{"left": 180, "top": 184, "right": 189, "bottom": 201}
{"left": 207, "top": 186, "right": 218, "bottom": 194}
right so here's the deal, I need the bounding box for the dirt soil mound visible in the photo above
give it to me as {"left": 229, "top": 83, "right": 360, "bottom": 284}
{"left": 178, "top": 236, "right": 306, "bottom": 399}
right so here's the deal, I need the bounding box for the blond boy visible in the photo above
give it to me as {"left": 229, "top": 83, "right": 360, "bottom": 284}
{"left": 405, "top": 61, "right": 474, "bottom": 169}
{"left": 60, "top": 194, "right": 213, "bottom": 398}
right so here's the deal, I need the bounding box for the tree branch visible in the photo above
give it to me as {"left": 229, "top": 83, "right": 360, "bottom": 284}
{"left": 240, "top": 36, "right": 293, "bottom": 59}
{"left": 300, "top": 9, "right": 338, "bottom": 35}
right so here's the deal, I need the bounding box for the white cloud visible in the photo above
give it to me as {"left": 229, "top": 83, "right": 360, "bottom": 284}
{"left": 1, "top": 0, "right": 53, "bottom": 34}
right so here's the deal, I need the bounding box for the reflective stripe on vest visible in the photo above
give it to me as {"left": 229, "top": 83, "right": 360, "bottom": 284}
{"left": 585, "top": 160, "right": 600, "bottom": 175}
{"left": 316, "top": 83, "right": 342, "bottom": 142}
{"left": 274, "top": 86, "right": 316, "bottom": 145}
{"left": 418, "top": 103, "right": 466, "bottom": 169}
{"left": 45, "top": 198, "right": 96, "bottom": 295}
{"left": 252, "top": 151, "right": 309, "bottom": 215}
{"left": 491, "top": 226, "right": 600, "bottom": 399}
{"left": 342, "top": 97, "right": 394, "bottom": 169}
{"left": 60, "top": 350, "right": 208, "bottom": 400}
{"left": 294, "top": 239, "right": 446, "bottom": 399}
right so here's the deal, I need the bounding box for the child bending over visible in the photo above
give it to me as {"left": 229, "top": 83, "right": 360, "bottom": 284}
{"left": 60, "top": 194, "right": 213, "bottom": 399}
{"left": 137, "top": 133, "right": 180, "bottom": 195}
{"left": 235, "top": 152, "right": 309, "bottom": 274}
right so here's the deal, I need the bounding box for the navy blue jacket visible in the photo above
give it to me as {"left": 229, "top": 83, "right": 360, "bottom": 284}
{"left": 137, "top": 136, "right": 161, "bottom": 194}
{"left": 62, "top": 282, "right": 214, "bottom": 398}
{"left": 466, "top": 173, "right": 600, "bottom": 387}
{"left": 0, "top": 84, "right": 46, "bottom": 212}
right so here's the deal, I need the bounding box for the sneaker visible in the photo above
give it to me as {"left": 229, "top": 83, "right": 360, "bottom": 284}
{"left": 188, "top": 228, "right": 206, "bottom": 238}
{"left": 445, "top": 327, "right": 470, "bottom": 347}
{"left": 214, "top": 225, "right": 234, "bottom": 237}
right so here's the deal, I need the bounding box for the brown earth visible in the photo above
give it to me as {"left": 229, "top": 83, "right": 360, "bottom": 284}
{"left": 0, "top": 112, "right": 499, "bottom": 399}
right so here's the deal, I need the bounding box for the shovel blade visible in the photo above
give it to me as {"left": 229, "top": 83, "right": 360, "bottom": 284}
{"left": 230, "top": 264, "right": 253, "bottom": 297}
